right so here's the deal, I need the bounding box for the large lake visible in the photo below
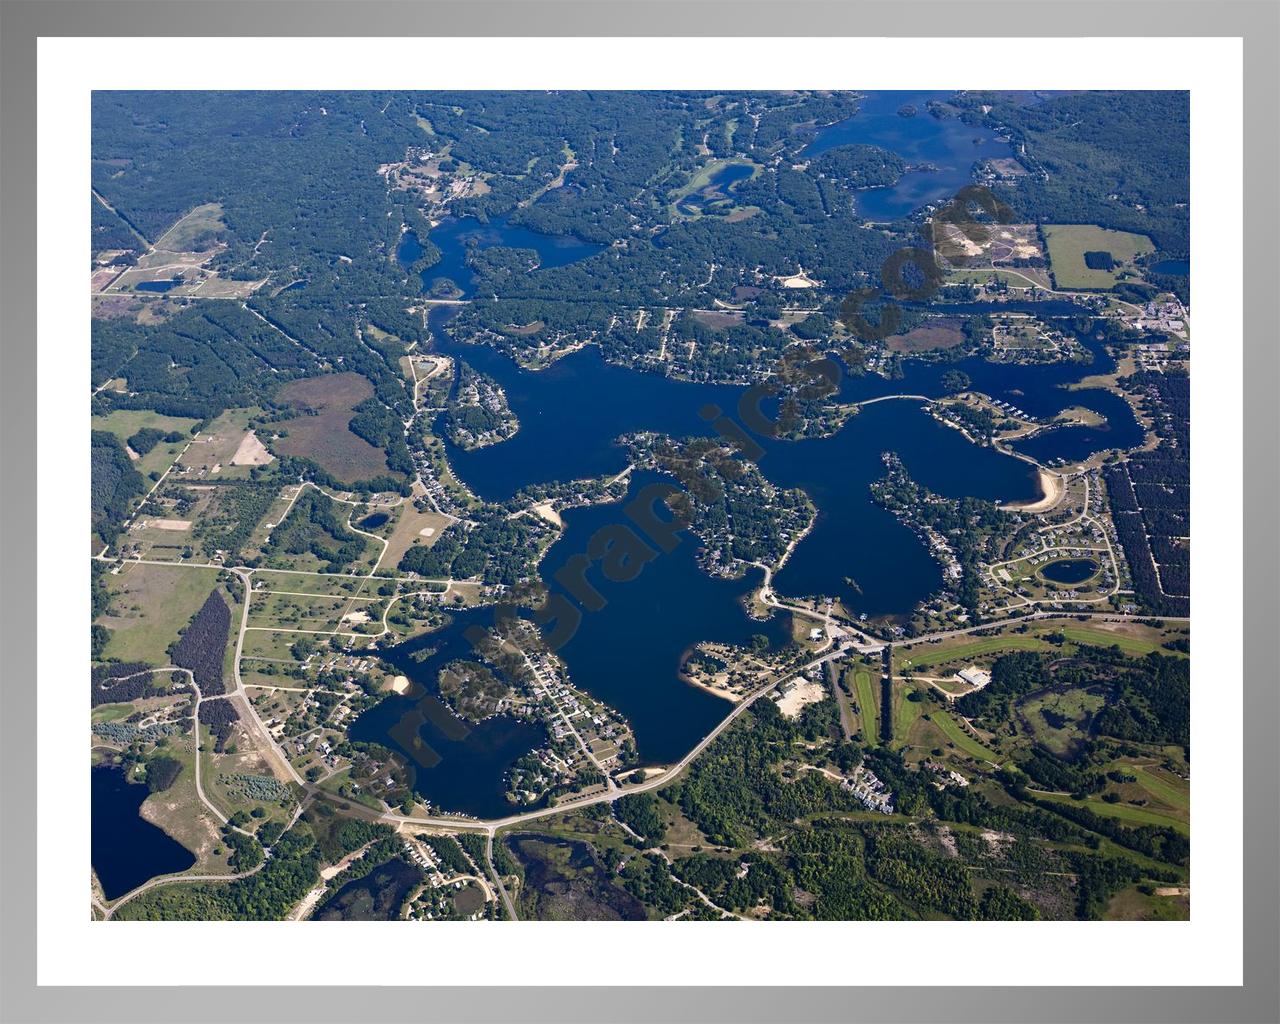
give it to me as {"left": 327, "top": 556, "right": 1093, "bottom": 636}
{"left": 350, "top": 95, "right": 1146, "bottom": 816}
{"left": 804, "top": 90, "right": 1014, "bottom": 222}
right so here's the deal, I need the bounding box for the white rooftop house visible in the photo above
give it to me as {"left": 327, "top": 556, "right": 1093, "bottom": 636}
{"left": 808, "top": 627, "right": 824, "bottom": 642}
{"left": 957, "top": 666, "right": 992, "bottom": 690}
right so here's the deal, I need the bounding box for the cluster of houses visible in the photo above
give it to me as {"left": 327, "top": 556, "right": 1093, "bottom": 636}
{"left": 921, "top": 761, "right": 970, "bottom": 788}
{"left": 843, "top": 765, "right": 894, "bottom": 814}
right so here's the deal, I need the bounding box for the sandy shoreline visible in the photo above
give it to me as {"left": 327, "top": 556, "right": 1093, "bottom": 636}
{"left": 1006, "top": 468, "right": 1065, "bottom": 514}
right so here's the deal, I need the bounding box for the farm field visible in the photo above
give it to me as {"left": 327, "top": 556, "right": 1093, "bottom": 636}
{"left": 271, "top": 373, "right": 394, "bottom": 483}
{"left": 1042, "top": 224, "right": 1155, "bottom": 289}
{"left": 97, "top": 562, "right": 221, "bottom": 665}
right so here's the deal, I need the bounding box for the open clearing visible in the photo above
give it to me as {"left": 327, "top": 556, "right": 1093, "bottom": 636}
{"left": 230, "top": 430, "right": 274, "bottom": 466}
{"left": 272, "top": 373, "right": 395, "bottom": 484}
{"left": 97, "top": 561, "right": 219, "bottom": 665}
{"left": 850, "top": 668, "right": 879, "bottom": 746}
{"left": 885, "top": 323, "right": 965, "bottom": 353}
{"left": 1042, "top": 224, "right": 1154, "bottom": 289}
{"left": 153, "top": 202, "right": 225, "bottom": 252}
{"left": 897, "top": 618, "right": 1181, "bottom": 674}
{"left": 380, "top": 492, "right": 454, "bottom": 567}
{"left": 178, "top": 407, "right": 262, "bottom": 479}
{"left": 91, "top": 408, "right": 198, "bottom": 479}
{"left": 926, "top": 710, "right": 1001, "bottom": 763}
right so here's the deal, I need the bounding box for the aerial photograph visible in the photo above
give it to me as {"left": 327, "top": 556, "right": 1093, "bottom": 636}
{"left": 89, "top": 89, "right": 1190, "bottom": 923}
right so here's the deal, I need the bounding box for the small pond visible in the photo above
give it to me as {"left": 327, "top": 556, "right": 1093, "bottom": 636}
{"left": 1039, "top": 558, "right": 1099, "bottom": 586}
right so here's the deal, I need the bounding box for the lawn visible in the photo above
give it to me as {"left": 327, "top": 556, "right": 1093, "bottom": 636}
{"left": 98, "top": 562, "right": 220, "bottom": 665}
{"left": 1042, "top": 224, "right": 1155, "bottom": 290}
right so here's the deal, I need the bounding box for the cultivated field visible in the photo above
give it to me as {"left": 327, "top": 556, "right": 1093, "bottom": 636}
{"left": 271, "top": 373, "right": 394, "bottom": 483}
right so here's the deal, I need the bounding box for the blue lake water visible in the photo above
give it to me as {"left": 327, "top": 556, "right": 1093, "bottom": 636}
{"left": 348, "top": 606, "right": 549, "bottom": 819}
{"left": 805, "top": 90, "right": 1013, "bottom": 222}
{"left": 398, "top": 215, "right": 605, "bottom": 299}
{"left": 361, "top": 108, "right": 1150, "bottom": 815}
{"left": 135, "top": 279, "right": 179, "bottom": 293}
{"left": 91, "top": 764, "right": 196, "bottom": 900}
{"left": 1150, "top": 258, "right": 1190, "bottom": 278}
{"left": 364, "top": 303, "right": 1143, "bottom": 812}
{"left": 1039, "top": 558, "right": 1099, "bottom": 585}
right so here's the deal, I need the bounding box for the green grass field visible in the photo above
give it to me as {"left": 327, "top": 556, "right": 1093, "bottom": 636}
{"left": 928, "top": 710, "right": 1002, "bottom": 764}
{"left": 98, "top": 562, "right": 220, "bottom": 665}
{"left": 1042, "top": 224, "right": 1155, "bottom": 289}
{"left": 1020, "top": 687, "right": 1104, "bottom": 757}
{"left": 892, "top": 685, "right": 924, "bottom": 746}
{"left": 1036, "top": 790, "right": 1189, "bottom": 836}
{"left": 1056, "top": 626, "right": 1171, "bottom": 657}
{"left": 1124, "top": 763, "right": 1190, "bottom": 812}
{"left": 946, "top": 268, "right": 1046, "bottom": 290}
{"left": 898, "top": 635, "right": 1050, "bottom": 672}
{"left": 852, "top": 669, "right": 880, "bottom": 746}
{"left": 91, "top": 408, "right": 199, "bottom": 479}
